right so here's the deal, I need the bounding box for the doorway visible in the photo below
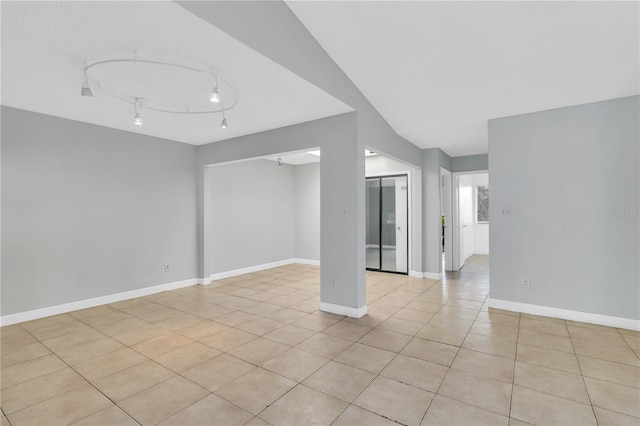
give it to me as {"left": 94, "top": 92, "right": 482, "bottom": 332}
{"left": 365, "top": 175, "right": 408, "bottom": 274}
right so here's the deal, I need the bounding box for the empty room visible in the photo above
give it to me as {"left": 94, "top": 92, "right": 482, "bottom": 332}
{"left": 1, "top": 1, "right": 638, "bottom": 425}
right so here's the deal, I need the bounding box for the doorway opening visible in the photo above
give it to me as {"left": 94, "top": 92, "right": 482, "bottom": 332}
{"left": 365, "top": 174, "right": 409, "bottom": 274}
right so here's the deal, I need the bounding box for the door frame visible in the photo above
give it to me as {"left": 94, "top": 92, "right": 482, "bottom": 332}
{"left": 365, "top": 173, "right": 410, "bottom": 275}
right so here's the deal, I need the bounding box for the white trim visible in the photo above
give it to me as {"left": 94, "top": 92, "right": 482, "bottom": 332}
{"left": 0, "top": 278, "right": 199, "bottom": 326}
{"left": 423, "top": 272, "right": 443, "bottom": 280}
{"left": 409, "top": 271, "right": 424, "bottom": 278}
{"left": 206, "top": 259, "right": 296, "bottom": 283}
{"left": 488, "top": 298, "right": 640, "bottom": 331}
{"left": 319, "top": 302, "right": 367, "bottom": 318}
{"left": 474, "top": 250, "right": 490, "bottom": 255}
{"left": 293, "top": 258, "right": 320, "bottom": 266}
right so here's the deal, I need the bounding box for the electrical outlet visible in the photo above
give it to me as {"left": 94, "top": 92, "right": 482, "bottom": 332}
{"left": 331, "top": 279, "right": 336, "bottom": 288}
{"left": 522, "top": 278, "right": 530, "bottom": 288}
{"left": 164, "top": 264, "right": 170, "bottom": 272}
{"left": 501, "top": 207, "right": 512, "bottom": 216}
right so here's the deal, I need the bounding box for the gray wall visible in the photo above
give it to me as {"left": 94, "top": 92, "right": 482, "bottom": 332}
{"left": 489, "top": 96, "right": 639, "bottom": 320}
{"left": 206, "top": 159, "right": 295, "bottom": 274}
{"left": 451, "top": 154, "right": 489, "bottom": 172}
{"left": 1, "top": 107, "right": 198, "bottom": 315}
{"left": 294, "top": 163, "right": 320, "bottom": 261}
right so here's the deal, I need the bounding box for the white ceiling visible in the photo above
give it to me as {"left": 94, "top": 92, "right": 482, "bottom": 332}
{"left": 1, "top": 1, "right": 352, "bottom": 145}
{"left": 287, "top": 1, "right": 639, "bottom": 156}
{"left": 264, "top": 151, "right": 321, "bottom": 166}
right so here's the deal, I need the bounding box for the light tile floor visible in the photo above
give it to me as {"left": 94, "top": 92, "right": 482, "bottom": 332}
{"left": 1, "top": 255, "right": 639, "bottom": 425}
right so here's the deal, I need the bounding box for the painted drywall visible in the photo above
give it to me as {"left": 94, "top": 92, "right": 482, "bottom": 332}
{"left": 206, "top": 159, "right": 295, "bottom": 274}
{"left": 294, "top": 163, "right": 320, "bottom": 261}
{"left": 422, "top": 148, "right": 445, "bottom": 275}
{"left": 198, "top": 112, "right": 366, "bottom": 311}
{"left": 489, "top": 96, "right": 639, "bottom": 320}
{"left": 1, "top": 107, "right": 198, "bottom": 315}
{"left": 451, "top": 154, "right": 489, "bottom": 172}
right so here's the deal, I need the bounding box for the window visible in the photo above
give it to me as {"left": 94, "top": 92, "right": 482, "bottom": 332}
{"left": 477, "top": 185, "right": 489, "bottom": 223}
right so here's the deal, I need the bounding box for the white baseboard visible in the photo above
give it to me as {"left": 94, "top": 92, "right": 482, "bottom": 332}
{"left": 294, "top": 258, "right": 320, "bottom": 266}
{"left": 0, "top": 278, "right": 199, "bottom": 327}
{"left": 474, "top": 250, "right": 490, "bottom": 255}
{"left": 319, "top": 302, "right": 367, "bottom": 318}
{"left": 409, "top": 271, "right": 424, "bottom": 278}
{"left": 202, "top": 258, "right": 320, "bottom": 284}
{"left": 423, "top": 272, "right": 443, "bottom": 280}
{"left": 488, "top": 298, "right": 640, "bottom": 331}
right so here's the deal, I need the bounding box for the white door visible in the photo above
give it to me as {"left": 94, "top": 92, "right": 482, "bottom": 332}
{"left": 458, "top": 175, "right": 475, "bottom": 266}
{"left": 395, "top": 177, "right": 408, "bottom": 273}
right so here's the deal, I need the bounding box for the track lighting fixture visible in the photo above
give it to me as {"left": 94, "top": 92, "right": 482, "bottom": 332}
{"left": 220, "top": 111, "right": 228, "bottom": 129}
{"left": 277, "top": 157, "right": 283, "bottom": 166}
{"left": 133, "top": 100, "right": 143, "bottom": 126}
{"left": 80, "top": 53, "right": 237, "bottom": 131}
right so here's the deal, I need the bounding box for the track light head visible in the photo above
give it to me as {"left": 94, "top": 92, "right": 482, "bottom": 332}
{"left": 81, "top": 81, "right": 93, "bottom": 97}
{"left": 210, "top": 87, "right": 220, "bottom": 103}
{"left": 220, "top": 116, "right": 228, "bottom": 129}
{"left": 277, "top": 157, "right": 283, "bottom": 166}
{"left": 133, "top": 112, "right": 143, "bottom": 126}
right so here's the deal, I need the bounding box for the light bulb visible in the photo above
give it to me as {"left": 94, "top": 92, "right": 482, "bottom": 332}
{"left": 210, "top": 87, "right": 220, "bottom": 103}
{"left": 81, "top": 81, "right": 93, "bottom": 97}
{"left": 134, "top": 112, "right": 143, "bottom": 126}
{"left": 220, "top": 117, "right": 227, "bottom": 129}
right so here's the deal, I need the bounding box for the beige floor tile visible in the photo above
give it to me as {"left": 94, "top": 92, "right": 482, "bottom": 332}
{"left": 451, "top": 348, "right": 514, "bottom": 383}
{"left": 470, "top": 321, "right": 519, "bottom": 341}
{"left": 353, "top": 376, "right": 434, "bottom": 426}
{"left": 462, "top": 332, "right": 517, "bottom": 359}
{"left": 266, "top": 307, "right": 308, "bottom": 323}
{"left": 237, "top": 317, "right": 286, "bottom": 336}
{"left": 518, "top": 328, "right": 574, "bottom": 353}
{"left": 215, "top": 368, "right": 295, "bottom": 415}
{"left": 262, "top": 348, "right": 328, "bottom": 382}
{"left": 323, "top": 321, "right": 372, "bottom": 341}
{"left": 573, "top": 338, "right": 640, "bottom": 366}
{"left": 332, "top": 404, "right": 397, "bottom": 426}
{"left": 593, "top": 407, "right": 640, "bottom": 426}
{"left": 303, "top": 361, "right": 375, "bottom": 402}
{"left": 295, "top": 333, "right": 353, "bottom": 359}
{"left": 291, "top": 313, "right": 339, "bottom": 331}
{"left": 334, "top": 342, "right": 396, "bottom": 374}
{"left": 154, "top": 313, "right": 204, "bottom": 331}
{"left": 182, "top": 354, "right": 255, "bottom": 391}
{"left": 74, "top": 348, "right": 147, "bottom": 381}
{"left": 416, "top": 323, "right": 469, "bottom": 347}
{"left": 1, "top": 354, "right": 67, "bottom": 389}
{"left": 71, "top": 405, "right": 138, "bottom": 426}
{"left": 0, "top": 342, "right": 50, "bottom": 368}
{"left": 377, "top": 317, "right": 424, "bottom": 336}
{"left": 259, "top": 384, "right": 348, "bottom": 426}
{"left": 131, "top": 332, "right": 193, "bottom": 359}
{"left": 228, "top": 337, "right": 290, "bottom": 366}
{"left": 159, "top": 393, "right": 252, "bottom": 426}
{"left": 1, "top": 326, "right": 39, "bottom": 349}
{"left": 438, "top": 368, "right": 512, "bottom": 416}
{"left": 508, "top": 419, "right": 533, "bottom": 426}
{"left": 112, "top": 323, "right": 171, "bottom": 346}
{"left": 22, "top": 319, "right": 91, "bottom": 341}
{"left": 175, "top": 320, "right": 230, "bottom": 339}
{"left": 80, "top": 310, "right": 133, "bottom": 327}
{"left": 510, "top": 385, "right": 597, "bottom": 425}
{"left": 401, "top": 337, "right": 459, "bottom": 366}
{"left": 421, "top": 394, "right": 509, "bottom": 426}
{"left": 392, "top": 308, "right": 434, "bottom": 324}
{"left": 381, "top": 354, "right": 448, "bottom": 392}
{"left": 516, "top": 342, "right": 581, "bottom": 374}
{"left": 514, "top": 361, "right": 589, "bottom": 403}
{"left": 154, "top": 341, "right": 221, "bottom": 373}
{"left": 567, "top": 325, "right": 626, "bottom": 344}
{"left": 41, "top": 328, "right": 105, "bottom": 352}
{"left": 119, "top": 376, "right": 209, "bottom": 425}
{"left": 217, "top": 312, "right": 261, "bottom": 328}
{"left": 1, "top": 367, "right": 87, "bottom": 414}
{"left": 578, "top": 355, "right": 640, "bottom": 388}
{"left": 475, "top": 311, "right": 520, "bottom": 328}
{"left": 92, "top": 360, "right": 174, "bottom": 401}
{"left": 199, "top": 328, "right": 258, "bottom": 352}
{"left": 405, "top": 300, "right": 445, "bottom": 313}
{"left": 359, "top": 328, "right": 412, "bottom": 352}
{"left": 584, "top": 376, "right": 640, "bottom": 417}
{"left": 56, "top": 337, "right": 125, "bottom": 365}
{"left": 241, "top": 302, "right": 283, "bottom": 317}
{"left": 263, "top": 324, "right": 316, "bottom": 346}
{"left": 519, "top": 317, "right": 568, "bottom": 336}
{"left": 7, "top": 385, "right": 111, "bottom": 426}
{"left": 92, "top": 316, "right": 150, "bottom": 336}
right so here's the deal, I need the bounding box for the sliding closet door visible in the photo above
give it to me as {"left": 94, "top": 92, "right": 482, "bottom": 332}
{"left": 366, "top": 175, "right": 408, "bottom": 274}
{"left": 365, "top": 178, "right": 381, "bottom": 269}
